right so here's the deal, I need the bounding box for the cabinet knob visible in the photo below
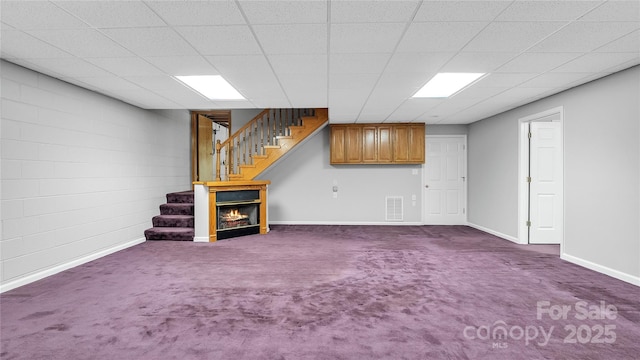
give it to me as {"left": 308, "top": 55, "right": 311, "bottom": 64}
{"left": 425, "top": 185, "right": 429, "bottom": 188}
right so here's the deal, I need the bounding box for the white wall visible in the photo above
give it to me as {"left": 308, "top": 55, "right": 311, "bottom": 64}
{"left": 259, "top": 127, "right": 424, "bottom": 224}
{"left": 468, "top": 66, "right": 640, "bottom": 284}
{"left": 0, "top": 61, "right": 191, "bottom": 291}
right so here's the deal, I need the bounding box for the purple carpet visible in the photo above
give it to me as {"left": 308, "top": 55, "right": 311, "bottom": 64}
{"left": 1, "top": 225, "right": 639, "bottom": 359}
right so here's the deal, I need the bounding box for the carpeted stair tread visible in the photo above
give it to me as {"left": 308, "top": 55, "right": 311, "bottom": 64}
{"left": 152, "top": 215, "right": 194, "bottom": 228}
{"left": 145, "top": 190, "right": 195, "bottom": 241}
{"left": 166, "top": 191, "right": 194, "bottom": 204}
{"left": 144, "top": 227, "right": 194, "bottom": 241}
{"left": 160, "top": 203, "right": 194, "bottom": 216}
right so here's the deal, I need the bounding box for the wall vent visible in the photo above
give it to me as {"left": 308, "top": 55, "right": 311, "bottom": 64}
{"left": 385, "top": 196, "right": 403, "bottom": 221}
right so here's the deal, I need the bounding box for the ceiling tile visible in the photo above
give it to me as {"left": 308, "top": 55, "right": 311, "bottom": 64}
{"left": 206, "top": 55, "right": 273, "bottom": 80}
{"left": 331, "top": 1, "right": 419, "bottom": 23}
{"left": 474, "top": 73, "right": 540, "bottom": 88}
{"left": 385, "top": 52, "right": 453, "bottom": 74}
{"left": 86, "top": 58, "right": 164, "bottom": 77}
{"left": 595, "top": 29, "right": 640, "bottom": 53}
{"left": 0, "top": 1, "right": 89, "bottom": 30}
{"left": 551, "top": 52, "right": 640, "bottom": 73}
{"left": 100, "top": 28, "right": 198, "bottom": 57}
{"left": 253, "top": 24, "right": 327, "bottom": 54}
{"left": 329, "top": 73, "right": 379, "bottom": 90}
{"left": 529, "top": 22, "right": 640, "bottom": 52}
{"left": 519, "top": 72, "right": 595, "bottom": 88}
{"left": 145, "top": 1, "right": 245, "bottom": 26}
{"left": 387, "top": 98, "right": 443, "bottom": 121}
{"left": 122, "top": 75, "right": 189, "bottom": 92}
{"left": 496, "top": 1, "right": 603, "bottom": 21}
{"left": 440, "top": 52, "right": 517, "bottom": 72}
{"left": 66, "top": 77, "right": 145, "bottom": 92}
{"left": 497, "top": 52, "right": 581, "bottom": 73}
{"left": 268, "top": 54, "right": 328, "bottom": 75}
{"left": 23, "top": 58, "right": 115, "bottom": 78}
{"left": 397, "top": 22, "right": 488, "bottom": 52}
{"left": 0, "top": 31, "right": 73, "bottom": 59}
{"left": 579, "top": 0, "right": 640, "bottom": 21}
{"left": 330, "top": 23, "right": 407, "bottom": 53}
{"left": 26, "top": 29, "right": 133, "bottom": 58}
{"left": 53, "top": 1, "right": 165, "bottom": 28}
{"left": 176, "top": 26, "right": 262, "bottom": 55}
{"left": 330, "top": 53, "right": 391, "bottom": 74}
{"left": 414, "top": 1, "right": 511, "bottom": 22}
{"left": 463, "top": 22, "right": 567, "bottom": 52}
{"left": 240, "top": 0, "right": 327, "bottom": 24}
{"left": 143, "top": 56, "right": 220, "bottom": 76}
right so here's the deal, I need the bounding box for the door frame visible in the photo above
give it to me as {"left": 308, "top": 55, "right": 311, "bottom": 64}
{"left": 422, "top": 134, "right": 468, "bottom": 225}
{"left": 517, "top": 106, "right": 564, "bottom": 247}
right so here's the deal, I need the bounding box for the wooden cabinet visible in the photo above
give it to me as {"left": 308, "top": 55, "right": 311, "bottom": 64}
{"left": 330, "top": 123, "right": 424, "bottom": 164}
{"left": 393, "top": 124, "right": 425, "bottom": 163}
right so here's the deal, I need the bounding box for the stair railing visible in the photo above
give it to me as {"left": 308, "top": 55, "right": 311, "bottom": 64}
{"left": 215, "top": 108, "right": 316, "bottom": 181}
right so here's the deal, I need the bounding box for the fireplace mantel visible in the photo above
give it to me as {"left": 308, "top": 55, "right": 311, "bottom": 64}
{"left": 193, "top": 180, "right": 270, "bottom": 242}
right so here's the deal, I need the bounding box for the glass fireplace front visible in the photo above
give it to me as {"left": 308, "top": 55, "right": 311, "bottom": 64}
{"left": 216, "top": 190, "right": 261, "bottom": 240}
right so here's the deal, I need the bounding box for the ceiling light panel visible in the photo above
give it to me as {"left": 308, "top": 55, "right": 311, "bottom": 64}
{"left": 413, "top": 73, "right": 485, "bottom": 98}
{"left": 175, "top": 75, "right": 245, "bottom": 100}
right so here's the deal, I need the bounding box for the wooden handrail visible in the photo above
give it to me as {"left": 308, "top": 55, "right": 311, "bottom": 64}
{"left": 215, "top": 108, "right": 317, "bottom": 181}
{"left": 219, "top": 108, "right": 270, "bottom": 149}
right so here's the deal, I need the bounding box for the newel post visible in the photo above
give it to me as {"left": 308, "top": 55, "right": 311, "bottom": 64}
{"left": 215, "top": 140, "right": 222, "bottom": 181}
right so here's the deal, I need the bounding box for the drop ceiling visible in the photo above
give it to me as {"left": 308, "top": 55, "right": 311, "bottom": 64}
{"left": 1, "top": 0, "right": 638, "bottom": 124}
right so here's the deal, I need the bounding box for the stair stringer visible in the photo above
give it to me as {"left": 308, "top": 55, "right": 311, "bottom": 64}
{"left": 230, "top": 109, "right": 328, "bottom": 181}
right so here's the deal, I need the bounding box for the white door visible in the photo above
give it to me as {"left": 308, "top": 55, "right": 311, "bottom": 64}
{"left": 423, "top": 136, "right": 467, "bottom": 225}
{"left": 528, "top": 122, "right": 562, "bottom": 244}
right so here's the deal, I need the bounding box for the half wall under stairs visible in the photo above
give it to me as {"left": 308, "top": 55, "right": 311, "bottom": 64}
{"left": 144, "top": 191, "right": 194, "bottom": 241}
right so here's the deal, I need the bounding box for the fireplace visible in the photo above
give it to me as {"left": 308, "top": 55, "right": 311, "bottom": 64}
{"left": 216, "top": 190, "right": 260, "bottom": 239}
{"left": 202, "top": 181, "right": 269, "bottom": 242}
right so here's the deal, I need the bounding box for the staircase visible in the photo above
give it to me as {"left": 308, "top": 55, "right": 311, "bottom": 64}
{"left": 216, "top": 108, "right": 328, "bottom": 181}
{"left": 144, "top": 191, "right": 194, "bottom": 241}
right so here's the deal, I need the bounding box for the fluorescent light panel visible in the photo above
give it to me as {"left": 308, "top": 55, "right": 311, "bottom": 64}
{"left": 413, "top": 73, "right": 485, "bottom": 98}
{"left": 175, "top": 75, "right": 244, "bottom": 100}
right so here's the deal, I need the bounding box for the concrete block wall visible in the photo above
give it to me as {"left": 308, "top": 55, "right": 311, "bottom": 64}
{"left": 1, "top": 61, "right": 191, "bottom": 290}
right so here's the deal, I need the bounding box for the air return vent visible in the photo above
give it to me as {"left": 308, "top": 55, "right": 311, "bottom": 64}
{"left": 385, "top": 196, "right": 403, "bottom": 221}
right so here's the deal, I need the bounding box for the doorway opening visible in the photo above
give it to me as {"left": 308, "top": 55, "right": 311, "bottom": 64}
{"left": 191, "top": 110, "right": 231, "bottom": 183}
{"left": 518, "top": 107, "right": 564, "bottom": 247}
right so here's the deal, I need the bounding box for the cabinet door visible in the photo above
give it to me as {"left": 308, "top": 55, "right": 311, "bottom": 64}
{"left": 345, "top": 126, "right": 363, "bottom": 163}
{"left": 408, "top": 124, "right": 425, "bottom": 163}
{"left": 362, "top": 126, "right": 377, "bottom": 162}
{"left": 330, "top": 126, "right": 346, "bottom": 164}
{"left": 377, "top": 126, "right": 393, "bottom": 163}
{"left": 393, "top": 125, "right": 410, "bottom": 162}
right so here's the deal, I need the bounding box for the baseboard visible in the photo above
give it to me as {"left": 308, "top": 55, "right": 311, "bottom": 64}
{"left": 0, "top": 238, "right": 146, "bottom": 293}
{"left": 467, "top": 222, "right": 521, "bottom": 243}
{"left": 193, "top": 236, "right": 209, "bottom": 243}
{"left": 268, "top": 221, "right": 424, "bottom": 226}
{"left": 561, "top": 253, "right": 640, "bottom": 287}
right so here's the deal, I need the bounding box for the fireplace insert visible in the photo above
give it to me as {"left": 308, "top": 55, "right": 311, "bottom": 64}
{"left": 216, "top": 190, "right": 260, "bottom": 240}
